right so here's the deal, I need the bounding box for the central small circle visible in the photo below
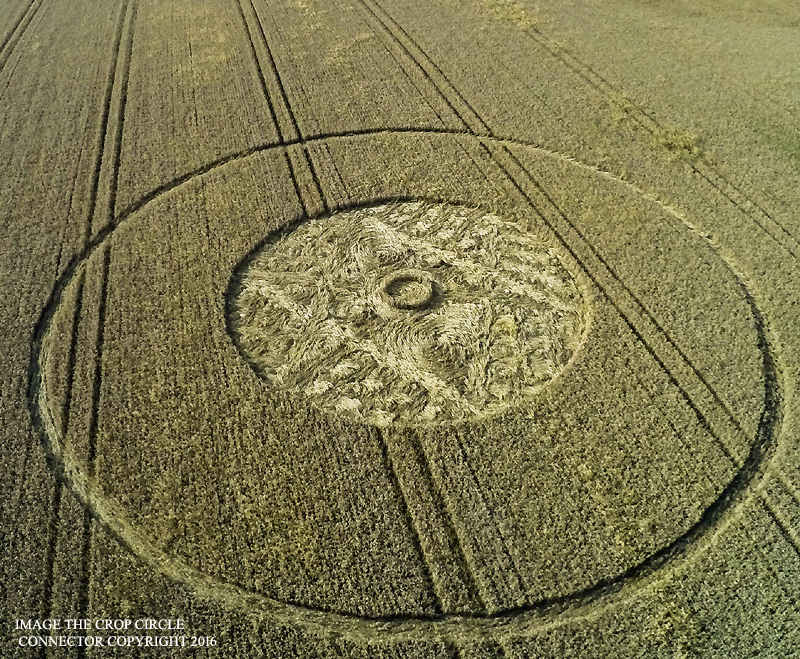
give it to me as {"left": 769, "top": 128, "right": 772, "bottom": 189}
{"left": 379, "top": 269, "right": 435, "bottom": 310}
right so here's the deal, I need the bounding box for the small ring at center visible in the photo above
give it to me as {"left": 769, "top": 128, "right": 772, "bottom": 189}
{"left": 379, "top": 269, "right": 436, "bottom": 310}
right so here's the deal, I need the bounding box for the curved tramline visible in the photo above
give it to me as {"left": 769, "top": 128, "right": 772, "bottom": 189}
{"left": 28, "top": 128, "right": 784, "bottom": 641}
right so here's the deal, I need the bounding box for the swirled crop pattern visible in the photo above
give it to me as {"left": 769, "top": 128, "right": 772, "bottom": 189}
{"left": 230, "top": 201, "right": 588, "bottom": 426}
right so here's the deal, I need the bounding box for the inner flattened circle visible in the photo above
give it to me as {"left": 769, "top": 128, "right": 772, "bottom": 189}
{"left": 379, "top": 268, "right": 435, "bottom": 310}
{"left": 229, "top": 201, "right": 589, "bottom": 426}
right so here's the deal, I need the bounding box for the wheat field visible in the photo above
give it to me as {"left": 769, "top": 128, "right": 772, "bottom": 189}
{"left": 3, "top": 0, "right": 800, "bottom": 656}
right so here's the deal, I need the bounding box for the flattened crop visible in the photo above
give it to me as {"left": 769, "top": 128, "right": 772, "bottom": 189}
{"left": 228, "top": 200, "right": 589, "bottom": 426}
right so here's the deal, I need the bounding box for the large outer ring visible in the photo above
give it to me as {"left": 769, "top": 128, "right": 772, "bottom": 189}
{"left": 28, "top": 129, "right": 784, "bottom": 642}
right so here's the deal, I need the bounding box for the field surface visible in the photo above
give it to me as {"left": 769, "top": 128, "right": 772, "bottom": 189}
{"left": 2, "top": 0, "right": 800, "bottom": 656}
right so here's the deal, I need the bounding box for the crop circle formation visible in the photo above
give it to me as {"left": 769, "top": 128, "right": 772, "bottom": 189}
{"left": 228, "top": 201, "right": 589, "bottom": 426}
{"left": 31, "top": 130, "right": 777, "bottom": 641}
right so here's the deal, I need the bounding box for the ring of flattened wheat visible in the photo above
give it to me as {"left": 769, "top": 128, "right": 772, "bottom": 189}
{"left": 29, "top": 130, "right": 783, "bottom": 642}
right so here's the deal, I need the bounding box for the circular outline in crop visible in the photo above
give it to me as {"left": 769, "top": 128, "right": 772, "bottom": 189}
{"left": 28, "top": 129, "right": 784, "bottom": 643}
{"left": 379, "top": 267, "right": 436, "bottom": 310}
